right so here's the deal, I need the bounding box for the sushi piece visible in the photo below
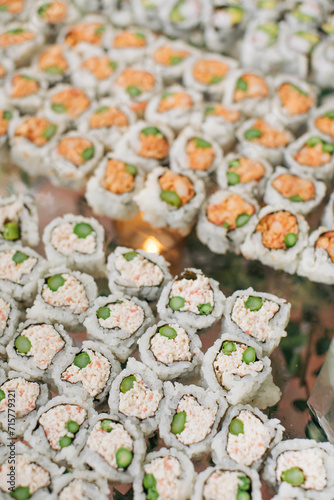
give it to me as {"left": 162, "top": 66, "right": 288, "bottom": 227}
{"left": 216, "top": 152, "right": 273, "bottom": 199}
{"left": 201, "top": 333, "right": 280, "bottom": 408}
{"left": 264, "top": 166, "right": 326, "bottom": 216}
{"left": 108, "top": 357, "right": 165, "bottom": 436}
{"left": 85, "top": 153, "right": 145, "bottom": 220}
{"left": 107, "top": 246, "right": 171, "bottom": 302}
{"left": 211, "top": 404, "right": 284, "bottom": 470}
{"left": 30, "top": 0, "right": 80, "bottom": 38}
{"left": 279, "top": 24, "right": 320, "bottom": 80}
{"left": 133, "top": 447, "right": 196, "bottom": 500}
{"left": 0, "top": 244, "right": 45, "bottom": 303}
{"left": 263, "top": 439, "right": 334, "bottom": 498}
{"left": 0, "top": 292, "right": 21, "bottom": 347}
{"left": 148, "top": 36, "right": 194, "bottom": 84}
{"left": 8, "top": 114, "right": 64, "bottom": 176}
{"left": 0, "top": 193, "right": 39, "bottom": 247}
{"left": 145, "top": 85, "right": 202, "bottom": 133}
{"left": 297, "top": 227, "right": 334, "bottom": 285}
{"left": 105, "top": 27, "right": 154, "bottom": 65}
{"left": 192, "top": 459, "right": 262, "bottom": 500}
{"left": 52, "top": 340, "right": 121, "bottom": 404}
{"left": 0, "top": 370, "right": 49, "bottom": 437}
{"left": 284, "top": 133, "right": 334, "bottom": 183}
{"left": 34, "top": 44, "right": 79, "bottom": 84}
{"left": 4, "top": 68, "right": 48, "bottom": 115}
{"left": 223, "top": 287, "right": 290, "bottom": 356}
{"left": 223, "top": 69, "right": 271, "bottom": 118}
{"left": 312, "top": 37, "right": 334, "bottom": 89}
{"left": 134, "top": 166, "right": 206, "bottom": 236}
{"left": 169, "top": 126, "right": 223, "bottom": 179}
{"left": 240, "top": 206, "right": 309, "bottom": 274}
{"left": 138, "top": 320, "right": 203, "bottom": 382}
{"left": 102, "top": 0, "right": 134, "bottom": 27}
{"left": 6, "top": 320, "right": 74, "bottom": 383}
{"left": 196, "top": 190, "right": 259, "bottom": 255}
{"left": 84, "top": 292, "right": 155, "bottom": 363}
{"left": 43, "top": 214, "right": 105, "bottom": 277}
{"left": 115, "top": 121, "right": 174, "bottom": 172}
{"left": 183, "top": 52, "right": 239, "bottom": 101}
{"left": 78, "top": 98, "right": 136, "bottom": 151}
{"left": 308, "top": 104, "right": 334, "bottom": 142}
{"left": 76, "top": 411, "right": 146, "bottom": 483}
{"left": 0, "top": 0, "right": 33, "bottom": 24}
{"left": 131, "top": 0, "right": 164, "bottom": 30}
{"left": 237, "top": 116, "right": 294, "bottom": 164}
{"left": 322, "top": 192, "right": 334, "bottom": 228}
{"left": 284, "top": 0, "right": 328, "bottom": 29}
{"left": 0, "top": 22, "right": 44, "bottom": 66}
{"left": 158, "top": 0, "right": 205, "bottom": 44}
{"left": 43, "top": 84, "right": 93, "bottom": 130}
{"left": 51, "top": 471, "right": 109, "bottom": 500}
{"left": 159, "top": 382, "right": 227, "bottom": 459}
{"left": 49, "top": 131, "right": 104, "bottom": 191}
{"left": 27, "top": 266, "right": 98, "bottom": 331}
{"left": 0, "top": 439, "right": 64, "bottom": 500}
{"left": 24, "top": 395, "right": 95, "bottom": 465}
{"left": 157, "top": 267, "right": 225, "bottom": 330}
{"left": 57, "top": 15, "right": 110, "bottom": 52}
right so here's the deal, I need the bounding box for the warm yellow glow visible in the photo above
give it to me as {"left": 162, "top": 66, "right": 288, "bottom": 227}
{"left": 142, "top": 236, "right": 163, "bottom": 254}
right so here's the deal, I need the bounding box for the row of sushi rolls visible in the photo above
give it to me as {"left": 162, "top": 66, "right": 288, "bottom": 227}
{"left": 0, "top": 0, "right": 334, "bottom": 499}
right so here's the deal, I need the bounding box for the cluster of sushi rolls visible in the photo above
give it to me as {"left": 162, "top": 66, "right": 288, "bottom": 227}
{"left": 107, "top": 246, "right": 171, "bottom": 302}
{"left": 211, "top": 404, "right": 285, "bottom": 470}
{"left": 76, "top": 411, "right": 146, "bottom": 482}
{"left": 42, "top": 213, "right": 106, "bottom": 277}
{"left": 297, "top": 227, "right": 334, "bottom": 285}
{"left": 84, "top": 292, "right": 154, "bottom": 363}
{"left": 192, "top": 458, "right": 262, "bottom": 500}
{"left": 201, "top": 332, "right": 281, "bottom": 409}
{"left": 0, "top": 193, "right": 39, "bottom": 247}
{"left": 157, "top": 267, "right": 225, "bottom": 330}
{"left": 0, "top": 292, "right": 21, "bottom": 347}
{"left": 108, "top": 357, "right": 165, "bottom": 437}
{"left": 263, "top": 439, "right": 334, "bottom": 498}
{"left": 138, "top": 320, "right": 203, "bottom": 382}
{"left": 159, "top": 381, "right": 228, "bottom": 459}
{"left": 51, "top": 470, "right": 110, "bottom": 500}
{"left": 133, "top": 446, "right": 196, "bottom": 500}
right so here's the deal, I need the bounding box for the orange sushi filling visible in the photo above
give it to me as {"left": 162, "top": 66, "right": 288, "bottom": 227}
{"left": 38, "top": 45, "right": 68, "bottom": 74}
{"left": 234, "top": 73, "right": 269, "bottom": 102}
{"left": 15, "top": 117, "right": 55, "bottom": 146}
{"left": 205, "top": 104, "right": 240, "bottom": 122}
{"left": 11, "top": 74, "right": 39, "bottom": 98}
{"left": 51, "top": 88, "right": 90, "bottom": 118}
{"left": 158, "top": 92, "right": 193, "bottom": 113}
{"left": 207, "top": 193, "right": 255, "bottom": 230}
{"left": 315, "top": 114, "right": 334, "bottom": 140}
{"left": 192, "top": 59, "right": 229, "bottom": 85}
{"left": 228, "top": 157, "right": 266, "bottom": 183}
{"left": 102, "top": 159, "right": 135, "bottom": 194}
{"left": 153, "top": 45, "right": 190, "bottom": 66}
{"left": 57, "top": 137, "right": 94, "bottom": 167}
{"left": 316, "top": 231, "right": 334, "bottom": 263}
{"left": 89, "top": 106, "right": 128, "bottom": 129}
{"left": 116, "top": 68, "right": 155, "bottom": 94}
{"left": 186, "top": 138, "right": 215, "bottom": 171}
{"left": 81, "top": 57, "right": 116, "bottom": 80}
{"left": 38, "top": 1, "right": 67, "bottom": 24}
{"left": 65, "top": 23, "right": 104, "bottom": 47}
{"left": 138, "top": 129, "right": 169, "bottom": 159}
{"left": 245, "top": 119, "right": 290, "bottom": 148}
{"left": 0, "top": 0, "right": 24, "bottom": 14}
{"left": 256, "top": 211, "right": 299, "bottom": 250}
{"left": 113, "top": 31, "right": 146, "bottom": 48}
{"left": 159, "top": 170, "right": 195, "bottom": 206}
{"left": 278, "top": 83, "right": 314, "bottom": 116}
{"left": 272, "top": 173, "right": 315, "bottom": 201}
{"left": 0, "top": 29, "right": 34, "bottom": 49}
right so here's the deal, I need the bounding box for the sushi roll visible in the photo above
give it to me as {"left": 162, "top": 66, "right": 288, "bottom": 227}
{"left": 284, "top": 133, "right": 334, "bottom": 183}
{"left": 263, "top": 439, "right": 334, "bottom": 498}
{"left": 148, "top": 36, "right": 194, "bottom": 84}
{"left": 279, "top": 24, "right": 320, "bottom": 80}
{"left": 48, "top": 131, "right": 104, "bottom": 191}
{"left": 169, "top": 126, "right": 223, "bottom": 179}
{"left": 211, "top": 404, "right": 284, "bottom": 470}
{"left": 8, "top": 114, "right": 63, "bottom": 177}
{"left": 102, "top": 0, "right": 134, "bottom": 27}
{"left": 133, "top": 447, "right": 196, "bottom": 500}
{"left": 237, "top": 116, "right": 294, "bottom": 165}
{"left": 192, "top": 459, "right": 262, "bottom": 500}
{"left": 0, "top": 292, "right": 21, "bottom": 347}
{"left": 182, "top": 52, "right": 239, "bottom": 101}
{"left": 0, "top": 370, "right": 49, "bottom": 437}
{"left": 0, "top": 23, "right": 44, "bottom": 67}
{"left": 131, "top": 0, "right": 164, "bottom": 31}
{"left": 78, "top": 98, "right": 136, "bottom": 151}
{"left": 217, "top": 152, "right": 273, "bottom": 199}
{"left": 134, "top": 166, "right": 206, "bottom": 236}
{"left": 27, "top": 266, "right": 98, "bottom": 331}
{"left": 34, "top": 44, "right": 79, "bottom": 85}
{"left": 145, "top": 85, "right": 202, "bottom": 133}
{"left": 312, "top": 37, "right": 334, "bottom": 89}
{"left": 111, "top": 64, "right": 162, "bottom": 118}
{"left": 223, "top": 69, "right": 272, "bottom": 118}
{"left": 115, "top": 121, "right": 174, "bottom": 172}
{"left": 6, "top": 321, "right": 73, "bottom": 383}
{"left": 108, "top": 357, "right": 165, "bottom": 437}
{"left": 157, "top": 267, "right": 225, "bottom": 330}
{"left": 271, "top": 75, "right": 316, "bottom": 133}
{"left": 201, "top": 333, "right": 280, "bottom": 408}
{"left": 240, "top": 206, "right": 309, "bottom": 275}
{"left": 308, "top": 104, "right": 334, "bottom": 142}
{"left": 158, "top": 0, "right": 204, "bottom": 44}
{"left": 30, "top": 0, "right": 80, "bottom": 38}
{"left": 196, "top": 190, "right": 259, "bottom": 255}
{"left": 58, "top": 15, "right": 110, "bottom": 52}
{"left": 84, "top": 293, "right": 155, "bottom": 363}
{"left": 322, "top": 192, "right": 334, "bottom": 228}
{"left": 51, "top": 471, "right": 109, "bottom": 500}
{"left": 264, "top": 167, "right": 326, "bottom": 216}
{"left": 223, "top": 287, "right": 290, "bottom": 356}
{"left": 0, "top": 439, "right": 64, "bottom": 500}
{"left": 138, "top": 320, "right": 203, "bottom": 382}
{"left": 43, "top": 214, "right": 105, "bottom": 277}
{"left": 284, "top": 0, "right": 328, "bottom": 29}
{"left": 0, "top": 0, "right": 33, "bottom": 24}
{"left": 4, "top": 67, "right": 48, "bottom": 115}
{"left": 0, "top": 244, "right": 45, "bottom": 303}
{"left": 297, "top": 227, "right": 334, "bottom": 285}
{"left": 0, "top": 193, "right": 39, "bottom": 247}
{"left": 107, "top": 246, "right": 171, "bottom": 302}
{"left": 0, "top": 106, "right": 16, "bottom": 150}
{"left": 85, "top": 153, "right": 145, "bottom": 220}
{"left": 105, "top": 27, "right": 154, "bottom": 65}
{"left": 52, "top": 340, "right": 121, "bottom": 404}
{"left": 24, "top": 395, "right": 96, "bottom": 465}
{"left": 159, "top": 382, "right": 227, "bottom": 460}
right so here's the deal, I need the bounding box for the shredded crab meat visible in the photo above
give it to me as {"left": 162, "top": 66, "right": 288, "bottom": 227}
{"left": 214, "top": 343, "right": 264, "bottom": 386}
{"left": 144, "top": 456, "right": 183, "bottom": 500}
{"left": 231, "top": 296, "right": 280, "bottom": 342}
{"left": 39, "top": 404, "right": 87, "bottom": 450}
{"left": 272, "top": 174, "right": 315, "bottom": 201}
{"left": 51, "top": 222, "right": 97, "bottom": 256}
{"left": 0, "top": 199, "right": 23, "bottom": 232}
{"left": 119, "top": 375, "right": 162, "bottom": 419}
{"left": 0, "top": 378, "right": 40, "bottom": 418}
{"left": 0, "top": 455, "right": 50, "bottom": 495}
{"left": 203, "top": 470, "right": 248, "bottom": 500}
{"left": 150, "top": 324, "right": 192, "bottom": 365}
{"left": 276, "top": 448, "right": 327, "bottom": 491}
{"left": 256, "top": 210, "right": 299, "bottom": 250}
{"left": 175, "top": 395, "right": 217, "bottom": 446}
{"left": 0, "top": 249, "right": 37, "bottom": 284}
{"left": 42, "top": 273, "right": 89, "bottom": 314}
{"left": 98, "top": 299, "right": 144, "bottom": 336}
{"left": 87, "top": 420, "right": 133, "bottom": 469}
{"left": 115, "top": 253, "right": 164, "bottom": 288}
{"left": 0, "top": 297, "right": 10, "bottom": 333}
{"left": 170, "top": 273, "right": 214, "bottom": 315}
{"left": 58, "top": 479, "right": 89, "bottom": 500}
{"left": 18, "top": 324, "right": 65, "bottom": 370}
